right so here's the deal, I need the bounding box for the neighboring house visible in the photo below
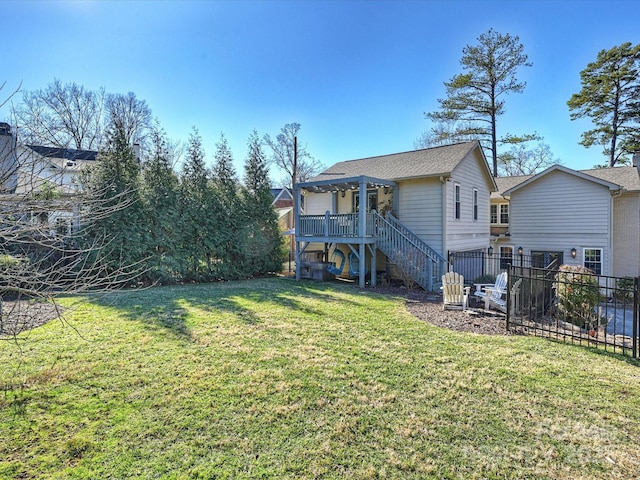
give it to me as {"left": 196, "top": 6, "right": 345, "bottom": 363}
{"left": 272, "top": 187, "right": 296, "bottom": 266}
{"left": 0, "top": 122, "right": 98, "bottom": 235}
{"left": 271, "top": 187, "right": 294, "bottom": 232}
{"left": 271, "top": 187, "right": 293, "bottom": 209}
{"left": 294, "top": 141, "right": 497, "bottom": 289}
{"left": 492, "top": 159, "right": 640, "bottom": 278}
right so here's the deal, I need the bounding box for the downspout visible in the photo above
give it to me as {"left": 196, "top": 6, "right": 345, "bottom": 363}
{"left": 440, "top": 176, "right": 448, "bottom": 264}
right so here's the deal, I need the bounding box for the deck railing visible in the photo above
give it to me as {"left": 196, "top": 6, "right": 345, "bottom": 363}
{"left": 374, "top": 212, "right": 448, "bottom": 290}
{"left": 297, "top": 211, "right": 447, "bottom": 291}
{"left": 297, "top": 212, "right": 375, "bottom": 238}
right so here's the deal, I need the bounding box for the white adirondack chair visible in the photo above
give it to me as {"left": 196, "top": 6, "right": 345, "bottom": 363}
{"left": 441, "top": 272, "right": 470, "bottom": 310}
{"left": 474, "top": 271, "right": 508, "bottom": 312}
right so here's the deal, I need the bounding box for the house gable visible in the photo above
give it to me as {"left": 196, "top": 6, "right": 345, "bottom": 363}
{"left": 503, "top": 164, "right": 620, "bottom": 196}
{"left": 311, "top": 141, "right": 494, "bottom": 184}
{"left": 506, "top": 167, "right": 616, "bottom": 275}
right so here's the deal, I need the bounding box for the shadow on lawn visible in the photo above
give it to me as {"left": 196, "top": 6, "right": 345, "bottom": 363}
{"left": 84, "top": 277, "right": 359, "bottom": 339}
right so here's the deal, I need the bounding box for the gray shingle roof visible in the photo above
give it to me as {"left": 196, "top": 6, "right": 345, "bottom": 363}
{"left": 492, "top": 175, "right": 532, "bottom": 199}
{"left": 310, "top": 141, "right": 480, "bottom": 182}
{"left": 581, "top": 166, "right": 640, "bottom": 192}
{"left": 494, "top": 165, "right": 640, "bottom": 196}
{"left": 27, "top": 145, "right": 98, "bottom": 161}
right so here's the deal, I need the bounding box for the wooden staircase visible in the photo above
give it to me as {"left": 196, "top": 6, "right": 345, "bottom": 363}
{"left": 373, "top": 212, "right": 447, "bottom": 291}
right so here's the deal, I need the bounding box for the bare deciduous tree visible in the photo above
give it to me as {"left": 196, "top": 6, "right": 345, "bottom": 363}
{"left": 105, "top": 92, "right": 152, "bottom": 150}
{"left": 264, "top": 123, "right": 323, "bottom": 187}
{"left": 12, "top": 79, "right": 105, "bottom": 150}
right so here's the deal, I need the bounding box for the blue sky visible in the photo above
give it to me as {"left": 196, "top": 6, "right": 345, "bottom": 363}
{"left": 2, "top": 0, "right": 639, "bottom": 182}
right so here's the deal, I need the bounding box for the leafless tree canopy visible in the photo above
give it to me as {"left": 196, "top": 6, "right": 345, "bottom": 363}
{"left": 105, "top": 92, "right": 152, "bottom": 149}
{"left": 13, "top": 79, "right": 105, "bottom": 150}
{"left": 264, "top": 123, "right": 323, "bottom": 187}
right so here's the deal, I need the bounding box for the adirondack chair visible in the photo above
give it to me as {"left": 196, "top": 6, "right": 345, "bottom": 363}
{"left": 474, "top": 271, "right": 508, "bottom": 312}
{"left": 441, "top": 272, "right": 470, "bottom": 310}
{"left": 327, "top": 249, "right": 346, "bottom": 275}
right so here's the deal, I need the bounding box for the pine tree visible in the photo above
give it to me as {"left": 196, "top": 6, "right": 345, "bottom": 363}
{"left": 425, "top": 29, "right": 533, "bottom": 177}
{"left": 568, "top": 42, "right": 640, "bottom": 167}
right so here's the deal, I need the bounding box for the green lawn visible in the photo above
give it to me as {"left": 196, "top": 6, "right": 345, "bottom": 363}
{"left": 1, "top": 278, "right": 640, "bottom": 479}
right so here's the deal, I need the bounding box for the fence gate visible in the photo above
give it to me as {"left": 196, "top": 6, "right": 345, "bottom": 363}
{"left": 506, "top": 265, "right": 640, "bottom": 359}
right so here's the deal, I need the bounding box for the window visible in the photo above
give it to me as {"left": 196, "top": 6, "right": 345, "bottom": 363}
{"left": 500, "top": 204, "right": 509, "bottom": 224}
{"left": 584, "top": 248, "right": 602, "bottom": 275}
{"left": 353, "top": 190, "right": 378, "bottom": 213}
{"left": 491, "top": 203, "right": 509, "bottom": 224}
{"left": 531, "top": 251, "right": 563, "bottom": 269}
{"left": 499, "top": 246, "right": 513, "bottom": 270}
{"left": 454, "top": 184, "right": 461, "bottom": 219}
{"left": 473, "top": 189, "right": 478, "bottom": 221}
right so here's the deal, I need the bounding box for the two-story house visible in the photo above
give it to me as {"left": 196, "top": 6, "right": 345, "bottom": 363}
{"left": 491, "top": 159, "right": 640, "bottom": 278}
{"left": 294, "top": 141, "right": 497, "bottom": 289}
{"left": 0, "top": 122, "right": 98, "bottom": 234}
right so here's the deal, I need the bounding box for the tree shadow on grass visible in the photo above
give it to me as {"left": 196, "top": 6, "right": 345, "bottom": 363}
{"left": 82, "top": 277, "right": 366, "bottom": 340}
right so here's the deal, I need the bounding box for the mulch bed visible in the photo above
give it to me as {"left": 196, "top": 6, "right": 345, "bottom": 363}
{"left": 0, "top": 300, "right": 63, "bottom": 337}
{"left": 368, "top": 285, "right": 514, "bottom": 336}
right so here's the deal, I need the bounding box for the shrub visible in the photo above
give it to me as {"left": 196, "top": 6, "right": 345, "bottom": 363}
{"left": 615, "top": 277, "right": 635, "bottom": 301}
{"left": 473, "top": 274, "right": 496, "bottom": 285}
{"left": 555, "top": 264, "right": 602, "bottom": 329}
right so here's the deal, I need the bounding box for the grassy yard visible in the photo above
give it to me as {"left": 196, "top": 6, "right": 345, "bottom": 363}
{"left": 1, "top": 278, "right": 640, "bottom": 479}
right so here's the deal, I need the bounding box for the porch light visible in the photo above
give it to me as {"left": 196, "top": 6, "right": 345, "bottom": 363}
{"left": 517, "top": 246, "right": 523, "bottom": 256}
{"left": 341, "top": 190, "right": 345, "bottom": 198}
{"left": 488, "top": 246, "right": 493, "bottom": 256}
{"left": 383, "top": 186, "right": 389, "bottom": 194}
{"left": 571, "top": 248, "right": 577, "bottom": 258}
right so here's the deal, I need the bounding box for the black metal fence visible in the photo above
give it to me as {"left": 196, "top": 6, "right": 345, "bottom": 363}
{"left": 506, "top": 265, "right": 639, "bottom": 358}
{"left": 448, "top": 250, "right": 552, "bottom": 285}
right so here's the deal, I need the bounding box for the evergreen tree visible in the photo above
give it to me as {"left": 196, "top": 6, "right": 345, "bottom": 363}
{"left": 140, "top": 123, "right": 181, "bottom": 283}
{"left": 81, "top": 121, "right": 147, "bottom": 283}
{"left": 568, "top": 42, "right": 640, "bottom": 167}
{"left": 424, "top": 29, "right": 534, "bottom": 177}
{"left": 179, "top": 128, "right": 217, "bottom": 281}
{"left": 243, "top": 130, "right": 284, "bottom": 275}
{"left": 211, "top": 133, "right": 242, "bottom": 278}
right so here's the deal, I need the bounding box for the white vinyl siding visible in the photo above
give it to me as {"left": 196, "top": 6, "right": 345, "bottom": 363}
{"left": 445, "top": 149, "right": 492, "bottom": 253}
{"left": 304, "top": 191, "right": 333, "bottom": 215}
{"left": 397, "top": 178, "right": 444, "bottom": 254}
